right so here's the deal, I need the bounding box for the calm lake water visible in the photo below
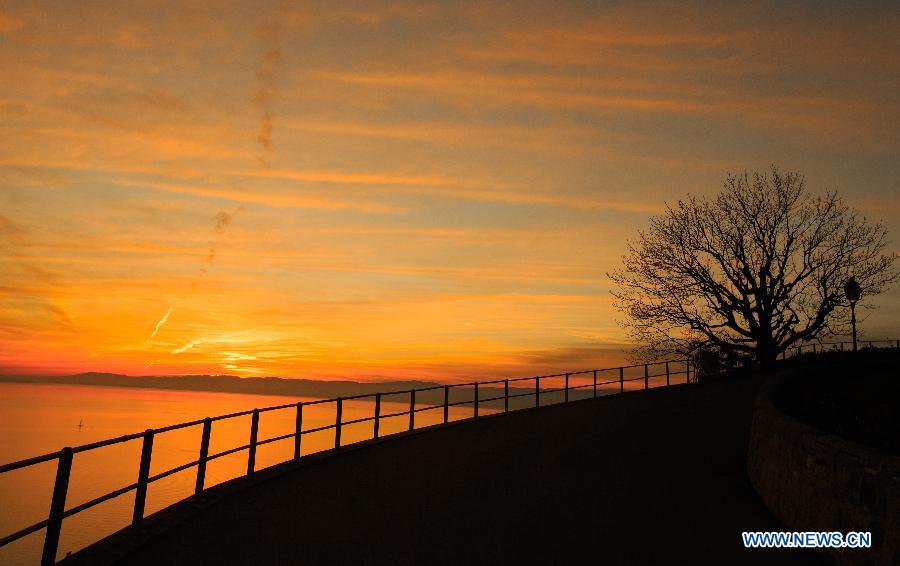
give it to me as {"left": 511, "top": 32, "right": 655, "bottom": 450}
{"left": 0, "top": 382, "right": 492, "bottom": 565}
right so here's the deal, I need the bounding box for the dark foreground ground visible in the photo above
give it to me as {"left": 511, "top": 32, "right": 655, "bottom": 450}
{"left": 67, "top": 369, "right": 825, "bottom": 566}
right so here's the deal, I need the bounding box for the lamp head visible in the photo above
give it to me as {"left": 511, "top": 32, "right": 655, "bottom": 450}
{"left": 844, "top": 277, "right": 862, "bottom": 303}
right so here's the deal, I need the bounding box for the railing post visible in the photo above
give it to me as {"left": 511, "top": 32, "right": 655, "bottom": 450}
{"left": 294, "top": 403, "right": 303, "bottom": 460}
{"left": 504, "top": 379, "right": 509, "bottom": 412}
{"left": 443, "top": 385, "right": 449, "bottom": 424}
{"left": 644, "top": 365, "right": 649, "bottom": 390}
{"left": 619, "top": 367, "right": 624, "bottom": 393}
{"left": 132, "top": 429, "right": 154, "bottom": 527}
{"left": 408, "top": 390, "right": 415, "bottom": 431}
{"left": 473, "top": 383, "right": 479, "bottom": 418}
{"left": 247, "top": 410, "right": 259, "bottom": 475}
{"left": 41, "top": 447, "right": 73, "bottom": 566}
{"left": 535, "top": 376, "right": 540, "bottom": 408}
{"left": 840, "top": 341, "right": 844, "bottom": 351}
{"left": 592, "top": 370, "right": 597, "bottom": 398}
{"left": 665, "top": 361, "right": 670, "bottom": 386}
{"left": 334, "top": 398, "right": 343, "bottom": 449}
{"left": 373, "top": 393, "right": 381, "bottom": 439}
{"left": 195, "top": 418, "right": 211, "bottom": 494}
{"left": 564, "top": 373, "right": 569, "bottom": 402}
{"left": 868, "top": 340, "right": 873, "bottom": 349}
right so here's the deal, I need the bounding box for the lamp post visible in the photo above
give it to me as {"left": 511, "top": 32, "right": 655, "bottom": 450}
{"left": 844, "top": 277, "right": 861, "bottom": 352}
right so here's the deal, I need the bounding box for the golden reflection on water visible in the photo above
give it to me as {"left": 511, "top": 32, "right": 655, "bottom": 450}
{"left": 0, "top": 383, "right": 494, "bottom": 565}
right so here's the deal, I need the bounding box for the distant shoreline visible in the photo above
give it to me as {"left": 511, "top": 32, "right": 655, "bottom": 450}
{"left": 0, "top": 372, "right": 594, "bottom": 408}
{"left": 0, "top": 372, "right": 444, "bottom": 402}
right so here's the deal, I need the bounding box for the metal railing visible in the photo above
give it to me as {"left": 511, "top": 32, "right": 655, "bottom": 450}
{"left": 0, "top": 338, "right": 896, "bottom": 564}
{"left": 780, "top": 338, "right": 900, "bottom": 358}
{"left": 0, "top": 358, "right": 696, "bottom": 564}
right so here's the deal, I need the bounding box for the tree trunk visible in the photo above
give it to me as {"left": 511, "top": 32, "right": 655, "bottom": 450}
{"left": 756, "top": 332, "right": 778, "bottom": 367}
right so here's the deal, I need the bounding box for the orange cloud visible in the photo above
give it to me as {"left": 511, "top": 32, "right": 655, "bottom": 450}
{"left": 1, "top": 1, "right": 898, "bottom": 380}
{"left": 0, "top": 11, "right": 25, "bottom": 34}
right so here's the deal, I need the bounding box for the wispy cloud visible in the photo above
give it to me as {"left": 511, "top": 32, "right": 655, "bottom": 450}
{"left": 149, "top": 306, "right": 172, "bottom": 339}
{"left": 213, "top": 210, "right": 234, "bottom": 232}
{"left": 173, "top": 337, "right": 203, "bottom": 354}
{"left": 111, "top": 177, "right": 407, "bottom": 213}
{"left": 205, "top": 207, "right": 242, "bottom": 266}
{"left": 255, "top": 21, "right": 282, "bottom": 167}
{"left": 0, "top": 214, "right": 78, "bottom": 332}
{"left": 173, "top": 329, "right": 259, "bottom": 355}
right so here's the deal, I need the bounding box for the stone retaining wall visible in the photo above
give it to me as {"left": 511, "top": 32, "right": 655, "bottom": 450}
{"left": 747, "top": 370, "right": 899, "bottom": 565}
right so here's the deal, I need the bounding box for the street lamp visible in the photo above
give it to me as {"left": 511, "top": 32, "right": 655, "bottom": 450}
{"left": 844, "top": 277, "right": 862, "bottom": 352}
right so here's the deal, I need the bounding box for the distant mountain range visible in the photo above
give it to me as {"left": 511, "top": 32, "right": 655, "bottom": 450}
{"left": 0, "top": 371, "right": 597, "bottom": 408}
{"left": 0, "top": 372, "right": 444, "bottom": 401}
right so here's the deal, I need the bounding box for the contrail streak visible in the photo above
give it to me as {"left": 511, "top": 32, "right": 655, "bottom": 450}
{"left": 150, "top": 307, "right": 173, "bottom": 339}
{"left": 255, "top": 22, "right": 281, "bottom": 167}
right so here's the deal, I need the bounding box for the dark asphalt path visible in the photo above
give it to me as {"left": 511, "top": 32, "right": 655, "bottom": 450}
{"left": 66, "top": 371, "right": 825, "bottom": 566}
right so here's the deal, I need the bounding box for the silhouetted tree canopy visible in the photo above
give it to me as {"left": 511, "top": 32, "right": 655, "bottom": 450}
{"left": 609, "top": 166, "right": 897, "bottom": 365}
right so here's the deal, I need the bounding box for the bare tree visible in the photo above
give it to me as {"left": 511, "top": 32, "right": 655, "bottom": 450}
{"left": 609, "top": 166, "right": 897, "bottom": 365}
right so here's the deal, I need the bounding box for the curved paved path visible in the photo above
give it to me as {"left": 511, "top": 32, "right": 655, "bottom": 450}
{"left": 65, "top": 371, "right": 824, "bottom": 565}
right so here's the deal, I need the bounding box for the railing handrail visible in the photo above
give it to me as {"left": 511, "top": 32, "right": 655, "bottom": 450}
{"left": 0, "top": 358, "right": 692, "bottom": 474}
{"left": 1, "top": 338, "right": 897, "bottom": 563}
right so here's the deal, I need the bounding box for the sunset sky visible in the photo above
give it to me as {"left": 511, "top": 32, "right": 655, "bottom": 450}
{"left": 1, "top": 1, "right": 898, "bottom": 381}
